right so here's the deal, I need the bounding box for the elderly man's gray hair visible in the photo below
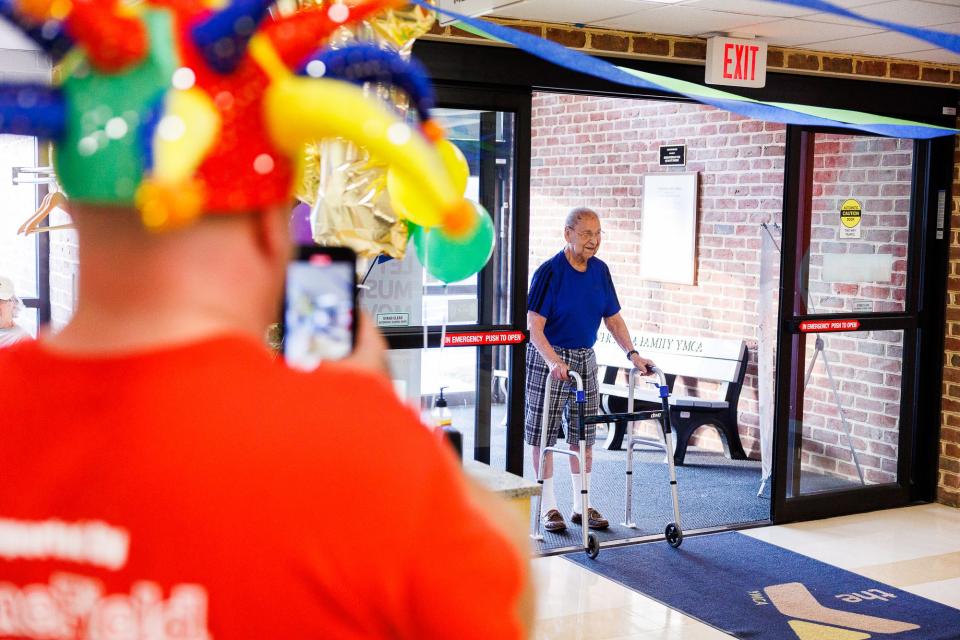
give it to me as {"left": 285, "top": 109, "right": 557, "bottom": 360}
{"left": 565, "top": 207, "right": 599, "bottom": 229}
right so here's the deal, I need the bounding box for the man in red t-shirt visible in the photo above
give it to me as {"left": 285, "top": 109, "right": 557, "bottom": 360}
{"left": 0, "top": 2, "right": 532, "bottom": 637}
{"left": 0, "top": 208, "right": 532, "bottom": 639}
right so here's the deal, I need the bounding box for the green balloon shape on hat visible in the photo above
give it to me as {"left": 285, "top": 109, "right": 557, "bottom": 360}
{"left": 411, "top": 201, "right": 495, "bottom": 284}
{"left": 55, "top": 9, "right": 179, "bottom": 204}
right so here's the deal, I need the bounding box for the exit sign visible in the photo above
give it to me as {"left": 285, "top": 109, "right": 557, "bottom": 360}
{"left": 705, "top": 37, "right": 767, "bottom": 88}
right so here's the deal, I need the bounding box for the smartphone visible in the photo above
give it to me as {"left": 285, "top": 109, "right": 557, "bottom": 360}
{"left": 282, "top": 246, "right": 357, "bottom": 371}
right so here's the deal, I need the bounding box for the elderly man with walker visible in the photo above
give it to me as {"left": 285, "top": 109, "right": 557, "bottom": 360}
{"left": 526, "top": 207, "right": 655, "bottom": 533}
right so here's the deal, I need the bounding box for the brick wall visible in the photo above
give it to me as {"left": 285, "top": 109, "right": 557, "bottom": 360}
{"left": 425, "top": 18, "right": 960, "bottom": 88}
{"left": 942, "top": 120, "right": 960, "bottom": 508}
{"left": 529, "top": 92, "right": 916, "bottom": 484}
{"left": 529, "top": 93, "right": 779, "bottom": 457}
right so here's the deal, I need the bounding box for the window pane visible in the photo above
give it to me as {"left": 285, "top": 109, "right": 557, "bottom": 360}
{"left": 808, "top": 134, "right": 913, "bottom": 314}
{"left": 0, "top": 135, "right": 39, "bottom": 298}
{"left": 387, "top": 345, "right": 510, "bottom": 469}
{"left": 359, "top": 108, "right": 515, "bottom": 328}
{"left": 789, "top": 330, "right": 903, "bottom": 497}
{"left": 388, "top": 346, "right": 478, "bottom": 422}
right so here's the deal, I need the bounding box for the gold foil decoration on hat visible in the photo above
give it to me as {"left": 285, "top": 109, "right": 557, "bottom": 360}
{"left": 295, "top": 0, "right": 435, "bottom": 260}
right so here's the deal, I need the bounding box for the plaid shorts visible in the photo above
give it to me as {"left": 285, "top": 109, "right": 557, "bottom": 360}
{"left": 524, "top": 346, "right": 600, "bottom": 447}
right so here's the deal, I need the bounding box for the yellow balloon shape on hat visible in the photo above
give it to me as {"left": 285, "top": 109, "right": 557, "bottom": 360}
{"left": 264, "top": 72, "right": 467, "bottom": 232}
{"left": 437, "top": 139, "right": 469, "bottom": 197}
{"left": 387, "top": 138, "right": 469, "bottom": 228}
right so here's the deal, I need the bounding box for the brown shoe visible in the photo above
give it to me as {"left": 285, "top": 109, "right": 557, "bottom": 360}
{"left": 542, "top": 509, "right": 566, "bottom": 532}
{"left": 571, "top": 507, "right": 609, "bottom": 530}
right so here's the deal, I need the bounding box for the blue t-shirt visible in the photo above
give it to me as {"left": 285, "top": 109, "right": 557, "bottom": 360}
{"left": 527, "top": 251, "right": 621, "bottom": 349}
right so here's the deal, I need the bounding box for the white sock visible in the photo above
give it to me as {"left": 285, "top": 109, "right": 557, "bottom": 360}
{"left": 570, "top": 471, "right": 583, "bottom": 513}
{"left": 572, "top": 473, "right": 590, "bottom": 513}
{"left": 541, "top": 477, "right": 558, "bottom": 514}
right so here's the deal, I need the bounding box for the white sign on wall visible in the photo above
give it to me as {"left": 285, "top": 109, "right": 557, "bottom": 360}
{"left": 361, "top": 254, "right": 424, "bottom": 326}
{"left": 705, "top": 36, "right": 768, "bottom": 88}
{"left": 639, "top": 172, "right": 699, "bottom": 286}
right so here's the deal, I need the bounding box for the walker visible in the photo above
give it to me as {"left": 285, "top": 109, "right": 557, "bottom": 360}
{"left": 531, "top": 370, "right": 599, "bottom": 557}
{"left": 531, "top": 368, "right": 684, "bottom": 559}
{"left": 621, "top": 366, "right": 684, "bottom": 548}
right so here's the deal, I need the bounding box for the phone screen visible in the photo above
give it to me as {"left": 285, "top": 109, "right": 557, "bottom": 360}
{"left": 283, "top": 248, "right": 356, "bottom": 371}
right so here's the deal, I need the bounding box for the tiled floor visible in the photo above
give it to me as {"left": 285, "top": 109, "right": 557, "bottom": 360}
{"left": 532, "top": 503, "right": 960, "bottom": 639}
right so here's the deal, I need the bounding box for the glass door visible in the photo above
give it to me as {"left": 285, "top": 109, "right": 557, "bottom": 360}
{"left": 359, "top": 86, "right": 531, "bottom": 473}
{"left": 773, "top": 128, "right": 939, "bottom": 521}
{"left": 0, "top": 135, "right": 50, "bottom": 336}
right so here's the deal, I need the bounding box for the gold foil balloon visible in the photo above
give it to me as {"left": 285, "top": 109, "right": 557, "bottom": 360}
{"left": 308, "top": 137, "right": 410, "bottom": 259}
{"left": 296, "top": 0, "right": 437, "bottom": 260}
{"left": 368, "top": 0, "right": 437, "bottom": 52}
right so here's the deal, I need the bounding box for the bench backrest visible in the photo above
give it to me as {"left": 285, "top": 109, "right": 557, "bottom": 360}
{"left": 593, "top": 330, "right": 748, "bottom": 401}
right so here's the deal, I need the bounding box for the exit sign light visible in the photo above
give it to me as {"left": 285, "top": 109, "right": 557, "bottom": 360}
{"left": 705, "top": 36, "right": 768, "bottom": 88}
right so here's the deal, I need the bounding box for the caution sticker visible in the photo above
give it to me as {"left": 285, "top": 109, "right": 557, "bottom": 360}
{"left": 840, "top": 199, "right": 862, "bottom": 239}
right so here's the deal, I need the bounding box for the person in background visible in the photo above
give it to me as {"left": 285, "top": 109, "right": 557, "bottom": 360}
{"left": 0, "top": 275, "right": 31, "bottom": 348}
{"left": 526, "top": 207, "right": 655, "bottom": 533}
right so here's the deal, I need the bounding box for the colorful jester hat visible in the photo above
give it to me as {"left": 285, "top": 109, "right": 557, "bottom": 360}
{"left": 0, "top": 0, "right": 476, "bottom": 235}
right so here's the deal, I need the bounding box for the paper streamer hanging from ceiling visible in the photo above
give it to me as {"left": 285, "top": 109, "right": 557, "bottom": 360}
{"left": 412, "top": 0, "right": 956, "bottom": 140}
{"left": 759, "top": 0, "right": 960, "bottom": 55}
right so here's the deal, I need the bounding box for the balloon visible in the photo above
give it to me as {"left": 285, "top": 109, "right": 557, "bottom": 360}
{"left": 290, "top": 202, "right": 313, "bottom": 245}
{"left": 386, "top": 139, "right": 469, "bottom": 229}
{"left": 437, "top": 138, "right": 469, "bottom": 197}
{"left": 386, "top": 164, "right": 434, "bottom": 227}
{"left": 411, "top": 201, "right": 495, "bottom": 284}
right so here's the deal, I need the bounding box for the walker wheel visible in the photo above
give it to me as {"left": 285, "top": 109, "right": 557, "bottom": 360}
{"left": 586, "top": 533, "right": 600, "bottom": 559}
{"left": 665, "top": 523, "right": 683, "bottom": 548}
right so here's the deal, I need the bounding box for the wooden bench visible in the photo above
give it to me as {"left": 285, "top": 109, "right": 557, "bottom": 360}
{"left": 593, "top": 330, "right": 749, "bottom": 466}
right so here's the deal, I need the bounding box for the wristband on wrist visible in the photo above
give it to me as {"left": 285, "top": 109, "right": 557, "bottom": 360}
{"left": 625, "top": 349, "right": 639, "bottom": 361}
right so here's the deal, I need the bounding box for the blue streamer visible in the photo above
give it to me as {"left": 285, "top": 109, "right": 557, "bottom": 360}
{"left": 761, "top": 0, "right": 960, "bottom": 55}
{"left": 0, "top": 83, "right": 66, "bottom": 140}
{"left": 413, "top": 0, "right": 954, "bottom": 139}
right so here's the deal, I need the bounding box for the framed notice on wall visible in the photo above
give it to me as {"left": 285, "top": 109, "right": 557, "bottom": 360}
{"left": 639, "top": 172, "right": 699, "bottom": 285}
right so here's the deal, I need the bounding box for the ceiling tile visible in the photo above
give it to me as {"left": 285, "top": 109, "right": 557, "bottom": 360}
{"left": 592, "top": 6, "right": 781, "bottom": 35}
{"left": 803, "top": 0, "right": 960, "bottom": 27}
{"left": 807, "top": 0, "right": 889, "bottom": 5}
{"left": 937, "top": 20, "right": 960, "bottom": 33}
{"left": 492, "top": 0, "right": 665, "bottom": 23}
{"left": 0, "top": 21, "right": 38, "bottom": 51}
{"left": 677, "top": 0, "right": 819, "bottom": 18}
{"left": 733, "top": 18, "right": 882, "bottom": 45}
{"left": 801, "top": 29, "right": 947, "bottom": 54}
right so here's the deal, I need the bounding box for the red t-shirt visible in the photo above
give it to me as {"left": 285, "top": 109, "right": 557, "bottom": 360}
{"left": 0, "top": 336, "right": 525, "bottom": 639}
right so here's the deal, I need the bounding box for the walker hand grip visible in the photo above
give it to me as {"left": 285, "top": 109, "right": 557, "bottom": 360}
{"left": 648, "top": 366, "right": 668, "bottom": 389}
{"left": 568, "top": 370, "right": 584, "bottom": 392}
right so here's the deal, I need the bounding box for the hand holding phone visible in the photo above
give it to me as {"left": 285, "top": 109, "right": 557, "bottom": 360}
{"left": 282, "top": 246, "right": 357, "bottom": 371}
